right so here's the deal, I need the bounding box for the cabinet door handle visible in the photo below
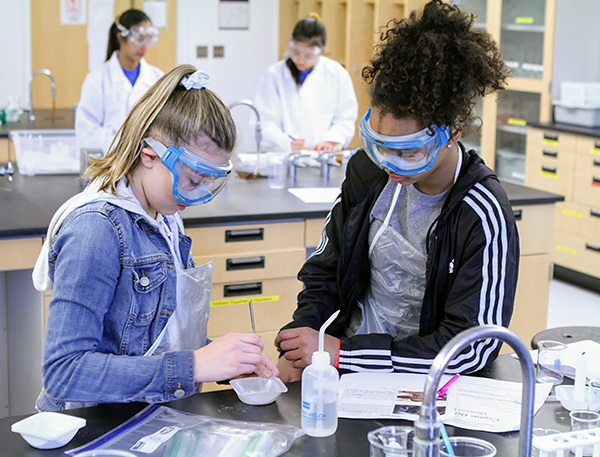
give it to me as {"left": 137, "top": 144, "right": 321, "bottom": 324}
{"left": 223, "top": 282, "right": 263, "bottom": 297}
{"left": 542, "top": 150, "right": 557, "bottom": 158}
{"left": 225, "top": 228, "right": 264, "bottom": 243}
{"left": 593, "top": 176, "right": 600, "bottom": 185}
{"left": 594, "top": 159, "right": 600, "bottom": 167}
{"left": 543, "top": 133, "right": 558, "bottom": 141}
{"left": 226, "top": 256, "right": 265, "bottom": 271}
{"left": 542, "top": 165, "right": 557, "bottom": 174}
{"left": 595, "top": 141, "right": 600, "bottom": 149}
{"left": 591, "top": 209, "right": 600, "bottom": 219}
{"left": 586, "top": 243, "right": 600, "bottom": 254}
{"left": 513, "top": 209, "right": 522, "bottom": 221}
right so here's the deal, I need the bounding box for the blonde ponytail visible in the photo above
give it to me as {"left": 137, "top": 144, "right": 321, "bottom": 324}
{"left": 85, "top": 64, "right": 236, "bottom": 195}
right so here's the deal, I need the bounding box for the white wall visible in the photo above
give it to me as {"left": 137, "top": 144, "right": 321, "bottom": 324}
{"left": 0, "top": 1, "right": 31, "bottom": 108}
{"left": 552, "top": 0, "right": 600, "bottom": 101}
{"left": 176, "top": 0, "right": 279, "bottom": 152}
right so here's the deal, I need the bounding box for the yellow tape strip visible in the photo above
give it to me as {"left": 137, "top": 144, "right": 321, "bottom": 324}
{"left": 562, "top": 209, "right": 584, "bottom": 218}
{"left": 591, "top": 148, "right": 600, "bottom": 155}
{"left": 543, "top": 139, "right": 559, "bottom": 146}
{"left": 556, "top": 245, "right": 577, "bottom": 255}
{"left": 211, "top": 295, "right": 280, "bottom": 307}
{"left": 516, "top": 16, "right": 534, "bottom": 24}
{"left": 508, "top": 118, "right": 527, "bottom": 126}
{"left": 540, "top": 171, "right": 558, "bottom": 179}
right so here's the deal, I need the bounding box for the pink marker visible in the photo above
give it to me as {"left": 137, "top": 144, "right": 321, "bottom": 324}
{"left": 437, "top": 374, "right": 460, "bottom": 397}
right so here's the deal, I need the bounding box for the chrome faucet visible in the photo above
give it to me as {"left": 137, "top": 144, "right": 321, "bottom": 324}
{"left": 414, "top": 325, "right": 535, "bottom": 457}
{"left": 318, "top": 150, "right": 344, "bottom": 181}
{"left": 228, "top": 99, "right": 262, "bottom": 175}
{"left": 0, "top": 162, "right": 14, "bottom": 181}
{"left": 27, "top": 69, "right": 56, "bottom": 122}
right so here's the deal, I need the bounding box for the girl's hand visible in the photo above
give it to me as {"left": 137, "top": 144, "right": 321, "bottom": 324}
{"left": 291, "top": 138, "right": 306, "bottom": 151}
{"left": 193, "top": 333, "right": 275, "bottom": 383}
{"left": 313, "top": 141, "right": 337, "bottom": 152}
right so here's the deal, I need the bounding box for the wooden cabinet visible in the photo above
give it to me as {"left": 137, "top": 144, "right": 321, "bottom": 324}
{"left": 0, "top": 138, "right": 12, "bottom": 164}
{"left": 278, "top": 0, "right": 427, "bottom": 148}
{"left": 189, "top": 221, "right": 307, "bottom": 392}
{"left": 525, "top": 126, "right": 600, "bottom": 282}
{"left": 452, "top": 0, "right": 556, "bottom": 184}
{"left": 505, "top": 204, "right": 555, "bottom": 352}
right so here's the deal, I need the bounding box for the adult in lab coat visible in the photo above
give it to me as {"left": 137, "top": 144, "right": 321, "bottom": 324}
{"left": 254, "top": 14, "right": 358, "bottom": 153}
{"left": 75, "top": 9, "right": 164, "bottom": 155}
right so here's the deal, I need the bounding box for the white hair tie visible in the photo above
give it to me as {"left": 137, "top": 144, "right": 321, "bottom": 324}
{"left": 180, "top": 71, "right": 209, "bottom": 90}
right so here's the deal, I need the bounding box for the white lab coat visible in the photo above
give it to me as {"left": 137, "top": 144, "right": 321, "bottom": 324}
{"left": 75, "top": 52, "right": 164, "bottom": 154}
{"left": 254, "top": 56, "right": 358, "bottom": 152}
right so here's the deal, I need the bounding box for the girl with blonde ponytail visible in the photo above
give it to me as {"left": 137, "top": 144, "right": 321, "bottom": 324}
{"left": 34, "top": 64, "right": 278, "bottom": 412}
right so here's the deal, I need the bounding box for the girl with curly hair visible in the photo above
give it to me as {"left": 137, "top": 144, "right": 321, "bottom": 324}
{"left": 275, "top": 0, "right": 519, "bottom": 381}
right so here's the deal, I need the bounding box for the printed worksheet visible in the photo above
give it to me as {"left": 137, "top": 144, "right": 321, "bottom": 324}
{"left": 338, "top": 373, "right": 451, "bottom": 421}
{"left": 338, "top": 372, "right": 551, "bottom": 432}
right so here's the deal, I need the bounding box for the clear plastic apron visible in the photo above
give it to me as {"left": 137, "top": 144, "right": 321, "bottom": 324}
{"left": 351, "top": 184, "right": 427, "bottom": 340}
{"left": 145, "top": 218, "right": 212, "bottom": 356}
{"left": 350, "top": 147, "right": 462, "bottom": 340}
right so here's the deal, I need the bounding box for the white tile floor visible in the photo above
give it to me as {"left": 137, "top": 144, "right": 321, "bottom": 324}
{"left": 546, "top": 279, "right": 600, "bottom": 329}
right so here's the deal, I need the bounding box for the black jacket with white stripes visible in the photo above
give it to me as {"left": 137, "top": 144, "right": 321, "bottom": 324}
{"left": 280, "top": 146, "right": 519, "bottom": 374}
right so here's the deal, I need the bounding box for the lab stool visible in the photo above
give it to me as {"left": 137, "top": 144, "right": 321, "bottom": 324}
{"left": 531, "top": 326, "right": 600, "bottom": 349}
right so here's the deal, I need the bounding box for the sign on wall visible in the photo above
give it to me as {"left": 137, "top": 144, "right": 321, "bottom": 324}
{"left": 61, "top": 0, "right": 87, "bottom": 25}
{"left": 219, "top": 0, "right": 250, "bottom": 30}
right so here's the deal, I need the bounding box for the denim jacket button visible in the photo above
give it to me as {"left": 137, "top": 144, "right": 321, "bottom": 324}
{"left": 174, "top": 388, "right": 185, "bottom": 398}
{"left": 139, "top": 277, "right": 150, "bottom": 287}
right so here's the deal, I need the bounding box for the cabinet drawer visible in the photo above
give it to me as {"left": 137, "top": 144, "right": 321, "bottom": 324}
{"left": 525, "top": 158, "right": 574, "bottom": 201}
{"left": 208, "top": 277, "right": 302, "bottom": 335}
{"left": 527, "top": 129, "right": 577, "bottom": 152}
{"left": 554, "top": 232, "right": 600, "bottom": 279}
{"left": 188, "top": 221, "right": 305, "bottom": 256}
{"left": 0, "top": 237, "right": 43, "bottom": 271}
{"left": 526, "top": 134, "right": 576, "bottom": 168}
{"left": 195, "top": 248, "right": 305, "bottom": 283}
{"left": 556, "top": 202, "right": 600, "bottom": 243}
{"left": 201, "top": 330, "right": 279, "bottom": 393}
{"left": 514, "top": 204, "right": 555, "bottom": 255}
{"left": 575, "top": 136, "right": 600, "bottom": 157}
{"left": 574, "top": 167, "right": 600, "bottom": 207}
{"left": 305, "top": 218, "right": 326, "bottom": 248}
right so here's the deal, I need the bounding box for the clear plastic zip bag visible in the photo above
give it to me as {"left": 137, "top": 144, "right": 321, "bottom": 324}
{"left": 66, "top": 405, "right": 304, "bottom": 457}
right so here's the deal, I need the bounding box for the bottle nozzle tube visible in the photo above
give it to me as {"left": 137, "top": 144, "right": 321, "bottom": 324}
{"left": 319, "top": 310, "right": 340, "bottom": 353}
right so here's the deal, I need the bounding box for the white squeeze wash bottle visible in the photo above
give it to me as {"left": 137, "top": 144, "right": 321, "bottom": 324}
{"left": 301, "top": 310, "right": 340, "bottom": 437}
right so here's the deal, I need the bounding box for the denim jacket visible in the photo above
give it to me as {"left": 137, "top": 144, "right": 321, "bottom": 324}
{"left": 37, "top": 200, "right": 198, "bottom": 411}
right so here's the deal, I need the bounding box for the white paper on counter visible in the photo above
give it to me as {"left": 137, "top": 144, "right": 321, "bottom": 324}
{"left": 338, "top": 373, "right": 452, "bottom": 421}
{"left": 444, "top": 376, "right": 551, "bottom": 432}
{"left": 288, "top": 187, "right": 340, "bottom": 204}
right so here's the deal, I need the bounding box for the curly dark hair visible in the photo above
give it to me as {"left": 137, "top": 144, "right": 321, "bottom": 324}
{"left": 362, "top": 0, "right": 509, "bottom": 132}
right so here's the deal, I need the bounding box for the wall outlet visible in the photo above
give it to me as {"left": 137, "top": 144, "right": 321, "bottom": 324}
{"left": 213, "top": 45, "right": 225, "bottom": 58}
{"left": 196, "top": 46, "right": 208, "bottom": 58}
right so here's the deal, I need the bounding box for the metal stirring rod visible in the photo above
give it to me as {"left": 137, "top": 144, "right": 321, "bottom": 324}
{"left": 249, "top": 301, "right": 256, "bottom": 334}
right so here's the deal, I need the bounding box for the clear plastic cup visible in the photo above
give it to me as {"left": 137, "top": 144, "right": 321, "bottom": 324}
{"left": 570, "top": 409, "right": 600, "bottom": 456}
{"left": 440, "top": 436, "right": 496, "bottom": 457}
{"left": 532, "top": 428, "right": 560, "bottom": 457}
{"left": 267, "top": 152, "right": 288, "bottom": 189}
{"left": 367, "top": 425, "right": 413, "bottom": 456}
{"left": 536, "top": 340, "right": 567, "bottom": 387}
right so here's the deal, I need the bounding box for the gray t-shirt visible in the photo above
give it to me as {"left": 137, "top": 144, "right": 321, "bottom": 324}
{"left": 369, "top": 179, "right": 448, "bottom": 255}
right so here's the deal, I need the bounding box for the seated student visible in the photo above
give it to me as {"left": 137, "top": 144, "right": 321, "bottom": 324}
{"left": 33, "top": 65, "right": 278, "bottom": 411}
{"left": 275, "top": 0, "right": 518, "bottom": 381}
{"left": 254, "top": 13, "right": 358, "bottom": 153}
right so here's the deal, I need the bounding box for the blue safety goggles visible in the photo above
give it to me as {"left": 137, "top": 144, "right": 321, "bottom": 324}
{"left": 142, "top": 138, "right": 232, "bottom": 206}
{"left": 359, "top": 108, "right": 451, "bottom": 176}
